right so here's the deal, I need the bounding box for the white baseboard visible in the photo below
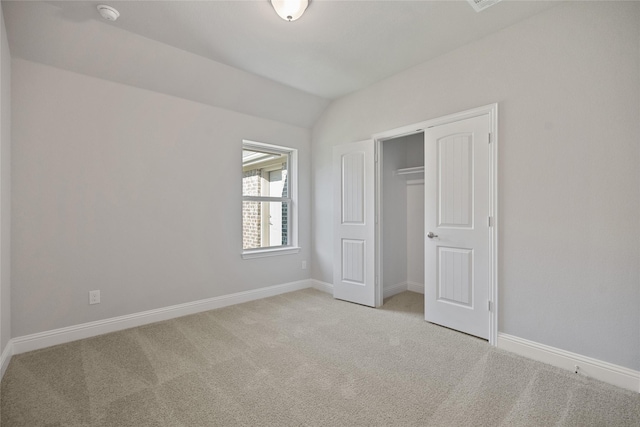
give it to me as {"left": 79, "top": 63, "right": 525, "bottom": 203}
{"left": 8, "top": 280, "right": 636, "bottom": 395}
{"left": 10, "top": 279, "right": 313, "bottom": 358}
{"left": 311, "top": 279, "right": 422, "bottom": 297}
{"left": 310, "top": 279, "right": 333, "bottom": 294}
{"left": 407, "top": 281, "right": 424, "bottom": 294}
{"left": 0, "top": 340, "right": 13, "bottom": 379}
{"left": 383, "top": 282, "right": 408, "bottom": 298}
{"left": 498, "top": 333, "right": 640, "bottom": 393}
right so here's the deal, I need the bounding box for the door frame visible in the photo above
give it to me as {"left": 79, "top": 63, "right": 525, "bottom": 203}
{"left": 373, "top": 103, "right": 498, "bottom": 346}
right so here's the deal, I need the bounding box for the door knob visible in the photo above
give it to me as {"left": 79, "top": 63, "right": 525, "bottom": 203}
{"left": 427, "top": 232, "right": 438, "bottom": 239}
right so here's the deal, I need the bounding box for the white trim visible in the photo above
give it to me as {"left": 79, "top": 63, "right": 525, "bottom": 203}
{"left": 487, "top": 104, "right": 499, "bottom": 347}
{"left": 498, "top": 333, "right": 640, "bottom": 393}
{"left": 241, "top": 246, "right": 300, "bottom": 259}
{"left": 383, "top": 282, "right": 408, "bottom": 298}
{"left": 372, "top": 103, "right": 498, "bottom": 142}
{"left": 407, "top": 281, "right": 424, "bottom": 294}
{"left": 310, "top": 278, "right": 420, "bottom": 298}
{"left": 1, "top": 340, "right": 13, "bottom": 379}
{"left": 310, "top": 279, "right": 333, "bottom": 294}
{"left": 242, "top": 139, "right": 292, "bottom": 156}
{"left": 374, "top": 123, "right": 426, "bottom": 142}
{"left": 11, "top": 280, "right": 312, "bottom": 356}
{"left": 375, "top": 139, "right": 384, "bottom": 308}
{"left": 242, "top": 196, "right": 292, "bottom": 203}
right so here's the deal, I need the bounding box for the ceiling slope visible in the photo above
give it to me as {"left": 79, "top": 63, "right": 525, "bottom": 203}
{"left": 3, "top": 1, "right": 329, "bottom": 128}
{"left": 3, "top": 1, "right": 558, "bottom": 127}
{"left": 43, "top": 0, "right": 557, "bottom": 99}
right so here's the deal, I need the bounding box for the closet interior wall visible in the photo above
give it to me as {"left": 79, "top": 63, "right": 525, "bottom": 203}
{"left": 381, "top": 133, "right": 425, "bottom": 299}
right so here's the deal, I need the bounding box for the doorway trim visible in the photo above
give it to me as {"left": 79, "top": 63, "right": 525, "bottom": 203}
{"left": 373, "top": 103, "right": 498, "bottom": 346}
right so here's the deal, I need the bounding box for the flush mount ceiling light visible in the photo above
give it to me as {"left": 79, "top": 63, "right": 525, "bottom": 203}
{"left": 271, "top": 0, "right": 309, "bottom": 22}
{"left": 467, "top": 0, "right": 503, "bottom": 12}
{"left": 97, "top": 4, "right": 120, "bottom": 21}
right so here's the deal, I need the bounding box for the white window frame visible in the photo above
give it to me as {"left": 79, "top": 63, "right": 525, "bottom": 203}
{"left": 242, "top": 140, "right": 299, "bottom": 259}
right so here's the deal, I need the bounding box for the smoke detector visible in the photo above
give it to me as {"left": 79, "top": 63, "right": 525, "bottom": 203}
{"left": 467, "top": 0, "right": 503, "bottom": 12}
{"left": 97, "top": 4, "right": 120, "bottom": 21}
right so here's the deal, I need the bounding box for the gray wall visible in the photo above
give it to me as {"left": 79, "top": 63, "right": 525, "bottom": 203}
{"left": 311, "top": 2, "right": 640, "bottom": 370}
{"left": 381, "top": 133, "right": 425, "bottom": 293}
{"left": 381, "top": 138, "right": 408, "bottom": 291}
{"left": 12, "top": 59, "right": 311, "bottom": 337}
{"left": 0, "top": 4, "right": 11, "bottom": 355}
{"left": 406, "top": 182, "right": 423, "bottom": 288}
{"left": 405, "top": 136, "right": 424, "bottom": 288}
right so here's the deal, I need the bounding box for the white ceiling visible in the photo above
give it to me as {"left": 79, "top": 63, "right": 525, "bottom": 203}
{"left": 3, "top": 0, "right": 558, "bottom": 127}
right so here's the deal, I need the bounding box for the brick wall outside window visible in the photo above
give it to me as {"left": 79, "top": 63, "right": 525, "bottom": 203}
{"left": 242, "top": 169, "right": 262, "bottom": 249}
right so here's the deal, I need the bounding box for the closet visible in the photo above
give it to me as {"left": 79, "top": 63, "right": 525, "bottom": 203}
{"left": 380, "top": 132, "right": 425, "bottom": 300}
{"left": 334, "top": 105, "right": 496, "bottom": 338}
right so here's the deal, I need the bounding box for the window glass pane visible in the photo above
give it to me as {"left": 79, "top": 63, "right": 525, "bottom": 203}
{"left": 242, "top": 150, "right": 288, "bottom": 197}
{"left": 266, "top": 169, "right": 288, "bottom": 198}
{"left": 242, "top": 201, "right": 290, "bottom": 249}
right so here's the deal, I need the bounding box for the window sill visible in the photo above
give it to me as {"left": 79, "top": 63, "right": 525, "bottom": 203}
{"left": 242, "top": 246, "right": 301, "bottom": 259}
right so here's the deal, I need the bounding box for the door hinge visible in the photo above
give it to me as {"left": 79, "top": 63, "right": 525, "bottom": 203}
{"left": 488, "top": 216, "right": 492, "bottom": 227}
{"left": 488, "top": 301, "right": 492, "bottom": 311}
{"left": 488, "top": 133, "right": 492, "bottom": 144}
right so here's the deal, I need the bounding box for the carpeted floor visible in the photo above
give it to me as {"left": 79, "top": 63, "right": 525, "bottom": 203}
{"left": 1, "top": 289, "right": 639, "bottom": 426}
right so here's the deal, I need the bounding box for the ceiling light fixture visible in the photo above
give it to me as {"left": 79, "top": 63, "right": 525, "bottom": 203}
{"left": 467, "top": 0, "right": 503, "bottom": 12}
{"left": 97, "top": 4, "right": 120, "bottom": 21}
{"left": 271, "top": 0, "right": 309, "bottom": 22}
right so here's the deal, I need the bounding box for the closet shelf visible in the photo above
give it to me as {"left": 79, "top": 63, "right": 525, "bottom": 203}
{"left": 396, "top": 166, "right": 424, "bottom": 180}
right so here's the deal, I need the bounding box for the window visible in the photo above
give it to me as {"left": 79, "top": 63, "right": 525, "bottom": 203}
{"left": 242, "top": 140, "right": 299, "bottom": 258}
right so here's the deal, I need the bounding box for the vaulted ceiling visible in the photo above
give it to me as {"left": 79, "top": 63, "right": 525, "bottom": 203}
{"left": 3, "top": 1, "right": 558, "bottom": 127}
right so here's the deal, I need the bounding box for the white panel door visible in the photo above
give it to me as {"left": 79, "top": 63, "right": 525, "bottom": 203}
{"left": 333, "top": 140, "right": 376, "bottom": 307}
{"left": 425, "top": 115, "right": 490, "bottom": 339}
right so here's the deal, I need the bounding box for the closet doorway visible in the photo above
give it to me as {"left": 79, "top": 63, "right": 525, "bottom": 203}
{"left": 374, "top": 104, "right": 498, "bottom": 344}
{"left": 378, "top": 133, "right": 426, "bottom": 301}
{"left": 333, "top": 104, "right": 498, "bottom": 344}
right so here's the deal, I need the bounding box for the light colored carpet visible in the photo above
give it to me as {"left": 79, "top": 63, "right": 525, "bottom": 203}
{"left": 1, "top": 289, "right": 639, "bottom": 426}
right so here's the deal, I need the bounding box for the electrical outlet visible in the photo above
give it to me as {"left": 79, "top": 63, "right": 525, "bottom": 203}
{"left": 301, "top": 260, "right": 307, "bottom": 270}
{"left": 89, "top": 290, "right": 101, "bottom": 305}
